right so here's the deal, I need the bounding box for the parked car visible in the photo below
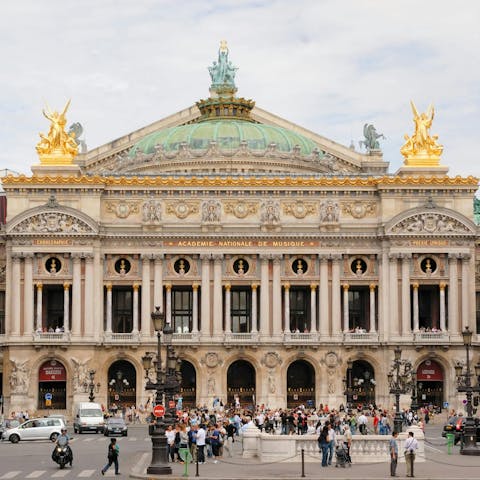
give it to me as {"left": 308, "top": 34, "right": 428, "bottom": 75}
{"left": 0, "top": 419, "right": 20, "bottom": 437}
{"left": 1, "top": 417, "right": 66, "bottom": 443}
{"left": 103, "top": 417, "right": 128, "bottom": 437}
{"left": 442, "top": 416, "right": 480, "bottom": 444}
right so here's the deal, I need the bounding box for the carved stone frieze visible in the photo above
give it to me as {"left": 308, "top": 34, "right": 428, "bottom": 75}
{"left": 260, "top": 200, "right": 280, "bottom": 225}
{"left": 142, "top": 199, "right": 162, "bottom": 223}
{"left": 261, "top": 351, "right": 282, "bottom": 369}
{"left": 341, "top": 201, "right": 376, "bottom": 219}
{"left": 105, "top": 201, "right": 140, "bottom": 219}
{"left": 202, "top": 200, "right": 221, "bottom": 223}
{"left": 282, "top": 200, "right": 317, "bottom": 219}
{"left": 319, "top": 200, "right": 339, "bottom": 223}
{"left": 11, "top": 212, "right": 94, "bottom": 234}
{"left": 224, "top": 200, "right": 258, "bottom": 219}
{"left": 389, "top": 213, "right": 471, "bottom": 234}
{"left": 166, "top": 201, "right": 199, "bottom": 219}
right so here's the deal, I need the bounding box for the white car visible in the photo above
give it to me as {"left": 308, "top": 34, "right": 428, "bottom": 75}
{"left": 1, "top": 417, "right": 66, "bottom": 443}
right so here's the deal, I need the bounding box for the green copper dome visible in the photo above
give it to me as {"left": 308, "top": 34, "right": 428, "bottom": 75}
{"left": 130, "top": 120, "right": 319, "bottom": 157}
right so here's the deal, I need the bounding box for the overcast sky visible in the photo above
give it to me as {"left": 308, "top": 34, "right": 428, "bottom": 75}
{"left": 1, "top": 0, "right": 479, "bottom": 178}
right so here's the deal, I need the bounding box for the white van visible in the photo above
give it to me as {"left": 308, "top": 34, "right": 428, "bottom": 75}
{"left": 73, "top": 402, "right": 105, "bottom": 434}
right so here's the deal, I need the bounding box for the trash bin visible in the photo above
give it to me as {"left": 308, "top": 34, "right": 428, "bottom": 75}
{"left": 446, "top": 433, "right": 455, "bottom": 454}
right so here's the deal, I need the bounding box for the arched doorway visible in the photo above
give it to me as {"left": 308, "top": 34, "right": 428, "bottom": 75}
{"left": 345, "top": 360, "right": 376, "bottom": 409}
{"left": 417, "top": 359, "right": 444, "bottom": 411}
{"left": 180, "top": 361, "right": 196, "bottom": 408}
{"left": 227, "top": 360, "right": 255, "bottom": 409}
{"left": 287, "top": 360, "right": 315, "bottom": 408}
{"left": 38, "top": 359, "right": 67, "bottom": 410}
{"left": 107, "top": 360, "right": 136, "bottom": 413}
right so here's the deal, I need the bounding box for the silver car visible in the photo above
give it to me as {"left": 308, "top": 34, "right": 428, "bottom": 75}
{"left": 2, "top": 417, "right": 65, "bottom": 443}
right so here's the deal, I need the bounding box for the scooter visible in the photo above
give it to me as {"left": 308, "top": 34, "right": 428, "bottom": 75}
{"left": 52, "top": 445, "right": 73, "bottom": 469}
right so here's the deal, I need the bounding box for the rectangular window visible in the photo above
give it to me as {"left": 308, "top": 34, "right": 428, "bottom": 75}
{"left": 347, "top": 287, "right": 369, "bottom": 331}
{"left": 289, "top": 287, "right": 310, "bottom": 332}
{"left": 231, "top": 287, "right": 251, "bottom": 333}
{"left": 172, "top": 288, "right": 193, "bottom": 333}
{"left": 112, "top": 287, "right": 133, "bottom": 333}
{"left": 0, "top": 291, "right": 4, "bottom": 334}
{"left": 44, "top": 285, "right": 65, "bottom": 331}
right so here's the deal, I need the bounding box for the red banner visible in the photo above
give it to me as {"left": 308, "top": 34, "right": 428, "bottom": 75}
{"left": 39, "top": 360, "right": 66, "bottom": 382}
{"left": 417, "top": 360, "right": 443, "bottom": 381}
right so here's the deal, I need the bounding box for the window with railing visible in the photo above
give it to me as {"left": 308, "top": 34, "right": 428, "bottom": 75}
{"left": 172, "top": 288, "right": 193, "bottom": 333}
{"left": 347, "top": 287, "right": 370, "bottom": 331}
{"left": 0, "top": 290, "right": 4, "bottom": 334}
{"left": 413, "top": 285, "right": 447, "bottom": 331}
{"left": 289, "top": 287, "right": 310, "bottom": 332}
{"left": 112, "top": 287, "right": 133, "bottom": 333}
{"left": 476, "top": 292, "right": 480, "bottom": 334}
{"left": 231, "top": 287, "right": 251, "bottom": 333}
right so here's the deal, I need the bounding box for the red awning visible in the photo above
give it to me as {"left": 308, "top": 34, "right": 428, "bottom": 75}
{"left": 39, "top": 360, "right": 66, "bottom": 382}
{"left": 417, "top": 360, "right": 443, "bottom": 381}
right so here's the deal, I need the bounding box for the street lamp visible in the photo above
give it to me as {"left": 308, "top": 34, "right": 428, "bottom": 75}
{"left": 456, "top": 326, "right": 480, "bottom": 456}
{"left": 83, "top": 369, "right": 100, "bottom": 403}
{"left": 343, "top": 360, "right": 354, "bottom": 407}
{"left": 388, "top": 347, "right": 414, "bottom": 433}
{"left": 410, "top": 371, "right": 418, "bottom": 415}
{"left": 142, "top": 307, "right": 182, "bottom": 475}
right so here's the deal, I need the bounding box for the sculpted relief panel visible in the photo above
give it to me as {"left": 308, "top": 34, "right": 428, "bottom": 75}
{"left": 389, "top": 213, "right": 471, "bottom": 235}
{"left": 10, "top": 212, "right": 94, "bottom": 234}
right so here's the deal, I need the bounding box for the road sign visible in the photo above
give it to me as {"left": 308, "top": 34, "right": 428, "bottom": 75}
{"left": 168, "top": 400, "right": 175, "bottom": 408}
{"left": 45, "top": 399, "right": 52, "bottom": 407}
{"left": 45, "top": 393, "right": 52, "bottom": 401}
{"left": 443, "top": 401, "right": 449, "bottom": 409}
{"left": 153, "top": 405, "right": 165, "bottom": 417}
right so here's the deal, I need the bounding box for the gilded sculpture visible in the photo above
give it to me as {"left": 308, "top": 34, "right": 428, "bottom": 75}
{"left": 400, "top": 101, "right": 443, "bottom": 165}
{"left": 36, "top": 100, "right": 78, "bottom": 163}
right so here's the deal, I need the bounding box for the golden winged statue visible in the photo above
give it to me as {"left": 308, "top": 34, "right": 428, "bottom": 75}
{"left": 36, "top": 100, "right": 78, "bottom": 158}
{"left": 400, "top": 100, "right": 443, "bottom": 163}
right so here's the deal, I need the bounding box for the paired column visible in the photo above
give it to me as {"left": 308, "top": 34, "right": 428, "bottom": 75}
{"left": 141, "top": 254, "right": 151, "bottom": 335}
{"left": 224, "top": 283, "right": 231, "bottom": 333}
{"left": 63, "top": 283, "right": 70, "bottom": 333}
{"left": 369, "top": 284, "right": 376, "bottom": 333}
{"left": 448, "top": 253, "right": 458, "bottom": 334}
{"left": 342, "top": 284, "right": 349, "bottom": 332}
{"left": 165, "top": 284, "right": 172, "bottom": 325}
{"left": 212, "top": 255, "right": 223, "bottom": 336}
{"left": 36, "top": 283, "right": 43, "bottom": 332}
{"left": 84, "top": 254, "right": 94, "bottom": 337}
{"left": 461, "top": 254, "right": 471, "bottom": 332}
{"left": 71, "top": 254, "right": 82, "bottom": 335}
{"left": 310, "top": 284, "right": 317, "bottom": 333}
{"left": 260, "top": 255, "right": 270, "bottom": 336}
{"left": 11, "top": 255, "right": 21, "bottom": 335}
{"left": 23, "top": 254, "right": 34, "bottom": 334}
{"left": 105, "top": 283, "right": 113, "bottom": 332}
{"left": 319, "top": 256, "right": 329, "bottom": 337}
{"left": 272, "top": 255, "right": 282, "bottom": 336}
{"left": 388, "top": 254, "right": 399, "bottom": 336}
{"left": 331, "top": 254, "right": 342, "bottom": 335}
{"left": 133, "top": 284, "right": 139, "bottom": 332}
{"left": 192, "top": 284, "right": 199, "bottom": 333}
{"left": 251, "top": 284, "right": 258, "bottom": 333}
{"left": 439, "top": 283, "right": 446, "bottom": 331}
{"left": 412, "top": 283, "right": 419, "bottom": 332}
{"left": 401, "top": 254, "right": 411, "bottom": 335}
{"left": 200, "top": 254, "right": 211, "bottom": 336}
{"left": 283, "top": 283, "right": 290, "bottom": 333}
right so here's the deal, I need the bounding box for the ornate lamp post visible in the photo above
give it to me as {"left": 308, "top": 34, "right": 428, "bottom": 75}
{"left": 83, "top": 369, "right": 100, "bottom": 403}
{"left": 388, "top": 347, "right": 414, "bottom": 433}
{"left": 455, "top": 326, "right": 480, "bottom": 456}
{"left": 343, "top": 360, "right": 354, "bottom": 407}
{"left": 410, "top": 371, "right": 419, "bottom": 415}
{"left": 142, "top": 307, "right": 181, "bottom": 475}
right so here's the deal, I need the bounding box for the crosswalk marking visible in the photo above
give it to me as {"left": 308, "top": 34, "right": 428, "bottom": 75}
{"left": 0, "top": 473, "right": 21, "bottom": 479}
{"left": 25, "top": 472, "right": 45, "bottom": 479}
{"left": 51, "top": 470, "right": 71, "bottom": 477}
{"left": 78, "top": 470, "right": 96, "bottom": 477}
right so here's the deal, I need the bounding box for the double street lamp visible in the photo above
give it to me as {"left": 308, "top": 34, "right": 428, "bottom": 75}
{"left": 388, "top": 347, "right": 415, "bottom": 433}
{"left": 455, "top": 326, "right": 480, "bottom": 456}
{"left": 142, "top": 307, "right": 182, "bottom": 475}
{"left": 83, "top": 369, "right": 100, "bottom": 403}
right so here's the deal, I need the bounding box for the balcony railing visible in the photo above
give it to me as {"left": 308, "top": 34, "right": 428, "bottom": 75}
{"left": 343, "top": 332, "right": 379, "bottom": 343}
{"left": 173, "top": 332, "right": 200, "bottom": 342}
{"left": 103, "top": 332, "right": 141, "bottom": 343}
{"left": 224, "top": 332, "right": 259, "bottom": 343}
{"left": 414, "top": 331, "right": 450, "bottom": 342}
{"left": 33, "top": 332, "right": 71, "bottom": 342}
{"left": 283, "top": 332, "right": 319, "bottom": 343}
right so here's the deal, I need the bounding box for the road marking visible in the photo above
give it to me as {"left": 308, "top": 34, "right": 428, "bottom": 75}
{"left": 128, "top": 437, "right": 137, "bottom": 441}
{"left": 0, "top": 473, "right": 21, "bottom": 479}
{"left": 51, "top": 471, "right": 70, "bottom": 477}
{"left": 25, "top": 472, "right": 45, "bottom": 479}
{"left": 83, "top": 437, "right": 95, "bottom": 442}
{"left": 425, "top": 443, "right": 443, "bottom": 453}
{"left": 78, "top": 470, "right": 96, "bottom": 477}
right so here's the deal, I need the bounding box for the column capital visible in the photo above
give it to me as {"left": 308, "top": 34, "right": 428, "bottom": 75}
{"left": 165, "top": 283, "right": 172, "bottom": 291}
{"left": 11, "top": 253, "right": 22, "bottom": 262}
{"left": 141, "top": 253, "right": 153, "bottom": 261}
{"left": 331, "top": 253, "right": 343, "bottom": 262}
{"left": 84, "top": 253, "right": 94, "bottom": 262}
{"left": 72, "top": 253, "right": 82, "bottom": 263}
{"left": 272, "top": 254, "right": 283, "bottom": 264}
{"left": 318, "top": 254, "right": 329, "bottom": 263}
{"left": 105, "top": 282, "right": 112, "bottom": 291}
{"left": 398, "top": 253, "right": 412, "bottom": 260}
{"left": 133, "top": 283, "right": 140, "bottom": 291}
{"left": 192, "top": 283, "right": 199, "bottom": 291}
{"left": 369, "top": 283, "right": 376, "bottom": 292}
{"left": 154, "top": 253, "right": 165, "bottom": 262}
{"left": 448, "top": 253, "right": 460, "bottom": 260}
{"left": 283, "top": 282, "right": 290, "bottom": 290}
{"left": 439, "top": 282, "right": 447, "bottom": 291}
{"left": 412, "top": 282, "right": 419, "bottom": 290}
{"left": 224, "top": 283, "right": 231, "bottom": 291}
{"left": 310, "top": 284, "right": 317, "bottom": 291}
{"left": 343, "top": 283, "right": 349, "bottom": 291}
{"left": 23, "top": 252, "right": 35, "bottom": 260}
{"left": 213, "top": 254, "right": 223, "bottom": 263}
{"left": 388, "top": 253, "right": 399, "bottom": 261}
{"left": 63, "top": 282, "right": 71, "bottom": 290}
{"left": 200, "top": 253, "right": 212, "bottom": 261}
{"left": 251, "top": 283, "right": 258, "bottom": 291}
{"left": 36, "top": 282, "right": 43, "bottom": 290}
{"left": 458, "top": 252, "right": 471, "bottom": 261}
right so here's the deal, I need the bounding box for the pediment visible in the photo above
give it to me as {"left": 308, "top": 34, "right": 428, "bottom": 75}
{"left": 7, "top": 198, "right": 98, "bottom": 236}
{"left": 385, "top": 206, "right": 476, "bottom": 236}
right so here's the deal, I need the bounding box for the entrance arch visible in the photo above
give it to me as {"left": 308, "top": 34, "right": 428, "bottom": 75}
{"left": 38, "top": 359, "right": 67, "bottom": 410}
{"left": 107, "top": 360, "right": 136, "bottom": 412}
{"left": 227, "top": 360, "right": 255, "bottom": 409}
{"left": 345, "top": 360, "right": 376, "bottom": 408}
{"left": 287, "top": 360, "right": 315, "bottom": 408}
{"left": 417, "top": 359, "right": 444, "bottom": 410}
{"left": 180, "top": 361, "right": 196, "bottom": 408}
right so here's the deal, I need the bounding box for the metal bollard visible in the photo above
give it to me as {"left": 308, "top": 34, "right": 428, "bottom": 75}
{"left": 301, "top": 448, "right": 305, "bottom": 477}
{"left": 195, "top": 457, "right": 199, "bottom": 477}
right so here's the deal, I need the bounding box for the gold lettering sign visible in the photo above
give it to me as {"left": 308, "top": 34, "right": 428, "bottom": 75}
{"left": 410, "top": 239, "right": 449, "bottom": 247}
{"left": 33, "top": 239, "right": 73, "bottom": 246}
{"left": 166, "top": 240, "right": 320, "bottom": 248}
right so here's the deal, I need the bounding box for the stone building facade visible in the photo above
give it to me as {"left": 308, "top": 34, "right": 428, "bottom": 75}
{"left": 0, "top": 45, "right": 479, "bottom": 417}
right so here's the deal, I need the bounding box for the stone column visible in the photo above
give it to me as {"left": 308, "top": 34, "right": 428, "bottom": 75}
{"left": 11, "top": 254, "right": 21, "bottom": 335}
{"left": 71, "top": 254, "right": 82, "bottom": 336}
{"left": 200, "top": 254, "right": 211, "bottom": 336}
{"left": 448, "top": 253, "right": 458, "bottom": 334}
{"left": 319, "top": 256, "right": 329, "bottom": 337}
{"left": 106, "top": 283, "right": 113, "bottom": 332}
{"left": 260, "top": 255, "right": 270, "bottom": 336}
{"left": 93, "top": 252, "right": 104, "bottom": 340}
{"left": 212, "top": 255, "right": 223, "bottom": 337}
{"left": 439, "top": 283, "right": 446, "bottom": 331}
{"left": 331, "top": 254, "right": 342, "bottom": 336}
{"left": 342, "top": 284, "right": 349, "bottom": 332}
{"left": 369, "top": 284, "right": 376, "bottom": 333}
{"left": 165, "top": 283, "right": 172, "bottom": 325}
{"left": 153, "top": 254, "right": 164, "bottom": 311}
{"left": 36, "top": 282, "right": 43, "bottom": 332}
{"left": 389, "top": 254, "right": 399, "bottom": 336}
{"left": 251, "top": 284, "right": 258, "bottom": 333}
{"left": 272, "top": 255, "right": 282, "bottom": 337}
{"left": 401, "top": 254, "right": 411, "bottom": 335}
{"left": 84, "top": 254, "right": 94, "bottom": 337}
{"left": 283, "top": 283, "right": 290, "bottom": 333}
{"left": 141, "top": 254, "right": 151, "bottom": 335}
{"left": 63, "top": 283, "right": 70, "bottom": 333}
{"left": 23, "top": 253, "right": 34, "bottom": 334}
{"left": 224, "top": 283, "right": 231, "bottom": 333}
{"left": 133, "top": 283, "right": 139, "bottom": 332}
{"left": 310, "top": 284, "right": 317, "bottom": 333}
{"left": 461, "top": 254, "right": 471, "bottom": 332}
{"left": 378, "top": 247, "right": 390, "bottom": 341}
{"left": 412, "top": 282, "right": 419, "bottom": 332}
{"left": 192, "top": 283, "right": 199, "bottom": 333}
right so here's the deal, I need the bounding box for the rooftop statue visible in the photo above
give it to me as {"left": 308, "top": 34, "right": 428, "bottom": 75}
{"left": 359, "top": 123, "right": 385, "bottom": 152}
{"left": 68, "top": 122, "right": 87, "bottom": 153}
{"left": 208, "top": 40, "right": 238, "bottom": 88}
{"left": 36, "top": 100, "right": 78, "bottom": 157}
{"left": 400, "top": 101, "right": 443, "bottom": 161}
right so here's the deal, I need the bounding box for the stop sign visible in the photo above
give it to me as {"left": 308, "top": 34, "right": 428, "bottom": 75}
{"left": 153, "top": 405, "right": 165, "bottom": 417}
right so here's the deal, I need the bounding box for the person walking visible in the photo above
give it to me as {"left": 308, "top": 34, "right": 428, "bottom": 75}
{"left": 404, "top": 431, "right": 418, "bottom": 477}
{"left": 389, "top": 431, "right": 399, "bottom": 477}
{"left": 318, "top": 425, "right": 330, "bottom": 467}
{"left": 327, "top": 422, "right": 336, "bottom": 466}
{"left": 196, "top": 424, "right": 206, "bottom": 464}
{"left": 101, "top": 438, "right": 120, "bottom": 476}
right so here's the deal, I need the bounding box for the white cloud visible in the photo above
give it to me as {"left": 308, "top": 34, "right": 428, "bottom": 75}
{"left": 0, "top": 0, "right": 479, "bottom": 181}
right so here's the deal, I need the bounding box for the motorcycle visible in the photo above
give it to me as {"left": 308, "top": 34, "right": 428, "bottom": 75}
{"left": 52, "top": 445, "right": 73, "bottom": 469}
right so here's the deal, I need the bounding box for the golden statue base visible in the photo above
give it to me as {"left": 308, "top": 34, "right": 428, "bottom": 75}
{"left": 37, "top": 152, "right": 75, "bottom": 166}
{"left": 402, "top": 152, "right": 442, "bottom": 167}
